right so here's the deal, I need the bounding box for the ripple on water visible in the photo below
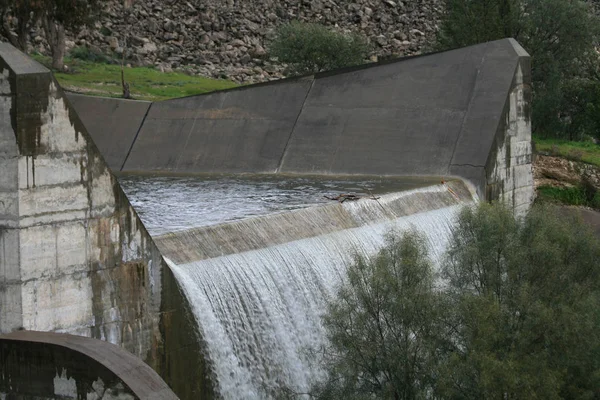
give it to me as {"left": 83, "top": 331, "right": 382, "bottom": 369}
{"left": 118, "top": 174, "right": 438, "bottom": 236}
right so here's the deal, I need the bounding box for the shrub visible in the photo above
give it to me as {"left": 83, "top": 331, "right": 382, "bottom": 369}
{"left": 312, "top": 203, "right": 600, "bottom": 398}
{"left": 269, "top": 21, "right": 370, "bottom": 76}
{"left": 70, "top": 46, "right": 113, "bottom": 64}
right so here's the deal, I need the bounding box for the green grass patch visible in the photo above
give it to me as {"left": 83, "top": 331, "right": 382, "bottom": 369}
{"left": 534, "top": 136, "right": 600, "bottom": 167}
{"left": 537, "top": 185, "right": 600, "bottom": 209}
{"left": 32, "top": 54, "right": 238, "bottom": 101}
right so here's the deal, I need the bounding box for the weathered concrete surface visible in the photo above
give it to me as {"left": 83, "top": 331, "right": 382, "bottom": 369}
{"left": 0, "top": 44, "right": 204, "bottom": 399}
{"left": 67, "top": 93, "right": 151, "bottom": 171}
{"left": 125, "top": 79, "right": 313, "bottom": 173}
{"left": 0, "top": 331, "right": 178, "bottom": 399}
{"left": 73, "top": 39, "right": 534, "bottom": 210}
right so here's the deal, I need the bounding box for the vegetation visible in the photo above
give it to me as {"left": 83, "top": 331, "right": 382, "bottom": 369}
{"left": 537, "top": 183, "right": 600, "bottom": 209}
{"left": 312, "top": 203, "right": 600, "bottom": 399}
{"left": 534, "top": 136, "right": 600, "bottom": 167}
{"left": 311, "top": 230, "right": 444, "bottom": 399}
{"left": 0, "top": 0, "right": 103, "bottom": 70}
{"left": 269, "top": 21, "right": 370, "bottom": 76}
{"left": 436, "top": 0, "right": 600, "bottom": 140}
{"left": 33, "top": 53, "right": 237, "bottom": 101}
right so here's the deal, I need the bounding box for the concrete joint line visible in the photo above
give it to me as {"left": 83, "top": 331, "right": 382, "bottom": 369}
{"left": 275, "top": 77, "right": 316, "bottom": 173}
{"left": 450, "top": 163, "right": 484, "bottom": 169}
{"left": 448, "top": 45, "right": 488, "bottom": 170}
{"left": 120, "top": 102, "right": 153, "bottom": 172}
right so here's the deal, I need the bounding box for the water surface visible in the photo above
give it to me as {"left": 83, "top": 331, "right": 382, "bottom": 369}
{"left": 118, "top": 174, "right": 438, "bottom": 235}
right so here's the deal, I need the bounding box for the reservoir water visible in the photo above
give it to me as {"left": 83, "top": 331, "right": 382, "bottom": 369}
{"left": 118, "top": 174, "right": 441, "bottom": 235}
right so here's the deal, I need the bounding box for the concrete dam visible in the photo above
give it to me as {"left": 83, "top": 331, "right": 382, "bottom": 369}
{"left": 0, "top": 38, "right": 533, "bottom": 399}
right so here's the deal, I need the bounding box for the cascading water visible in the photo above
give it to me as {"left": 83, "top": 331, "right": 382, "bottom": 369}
{"left": 153, "top": 181, "right": 476, "bottom": 399}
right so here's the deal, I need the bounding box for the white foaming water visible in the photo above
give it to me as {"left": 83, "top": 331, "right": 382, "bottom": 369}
{"left": 164, "top": 186, "right": 470, "bottom": 399}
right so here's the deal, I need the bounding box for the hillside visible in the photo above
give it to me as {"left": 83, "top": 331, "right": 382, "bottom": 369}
{"left": 24, "top": 0, "right": 443, "bottom": 83}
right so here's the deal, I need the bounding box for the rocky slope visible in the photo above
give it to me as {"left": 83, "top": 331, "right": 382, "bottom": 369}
{"left": 30, "top": 0, "right": 443, "bottom": 83}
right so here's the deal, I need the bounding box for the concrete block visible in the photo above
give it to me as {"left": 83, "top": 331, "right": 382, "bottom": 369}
{"left": 19, "top": 225, "right": 57, "bottom": 281}
{"left": 513, "top": 164, "right": 534, "bottom": 189}
{"left": 0, "top": 283, "right": 22, "bottom": 332}
{"left": 0, "top": 98, "right": 17, "bottom": 157}
{"left": 0, "top": 228, "right": 20, "bottom": 281}
{"left": 0, "top": 68, "right": 10, "bottom": 95}
{"left": 510, "top": 140, "right": 531, "bottom": 162}
{"left": 0, "top": 156, "right": 17, "bottom": 191}
{"left": 18, "top": 154, "right": 84, "bottom": 189}
{"left": 0, "top": 191, "right": 18, "bottom": 223}
{"left": 87, "top": 216, "right": 120, "bottom": 266}
{"left": 90, "top": 166, "right": 116, "bottom": 217}
{"left": 18, "top": 184, "right": 89, "bottom": 221}
{"left": 56, "top": 222, "right": 88, "bottom": 274}
{"left": 513, "top": 185, "right": 534, "bottom": 209}
{"left": 39, "top": 96, "right": 87, "bottom": 154}
{"left": 21, "top": 273, "right": 93, "bottom": 332}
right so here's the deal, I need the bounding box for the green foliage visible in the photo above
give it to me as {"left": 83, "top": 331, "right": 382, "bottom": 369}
{"left": 436, "top": 0, "right": 600, "bottom": 140}
{"left": 314, "top": 203, "right": 600, "bottom": 399}
{"left": 269, "top": 21, "right": 370, "bottom": 76}
{"left": 537, "top": 185, "right": 590, "bottom": 207}
{"left": 440, "top": 204, "right": 600, "bottom": 399}
{"left": 43, "top": 0, "right": 102, "bottom": 30}
{"left": 537, "top": 180, "right": 600, "bottom": 210}
{"left": 534, "top": 136, "right": 600, "bottom": 167}
{"left": 69, "top": 46, "right": 113, "bottom": 64}
{"left": 313, "top": 230, "right": 445, "bottom": 399}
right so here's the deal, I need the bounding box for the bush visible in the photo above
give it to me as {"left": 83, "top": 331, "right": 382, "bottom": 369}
{"left": 312, "top": 203, "right": 600, "bottom": 399}
{"left": 70, "top": 46, "right": 113, "bottom": 64}
{"left": 436, "top": 0, "right": 600, "bottom": 140}
{"left": 269, "top": 21, "right": 370, "bottom": 76}
{"left": 312, "top": 230, "right": 445, "bottom": 399}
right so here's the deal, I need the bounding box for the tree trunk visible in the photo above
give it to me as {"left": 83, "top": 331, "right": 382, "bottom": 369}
{"left": 0, "top": 11, "right": 21, "bottom": 49}
{"left": 42, "top": 16, "right": 65, "bottom": 71}
{"left": 15, "top": 13, "right": 28, "bottom": 51}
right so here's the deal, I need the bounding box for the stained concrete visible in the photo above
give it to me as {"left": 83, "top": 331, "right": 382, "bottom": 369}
{"left": 72, "top": 38, "right": 534, "bottom": 210}
{"left": 0, "top": 44, "right": 204, "bottom": 399}
{"left": 66, "top": 93, "right": 151, "bottom": 171}
{"left": 0, "top": 331, "right": 178, "bottom": 399}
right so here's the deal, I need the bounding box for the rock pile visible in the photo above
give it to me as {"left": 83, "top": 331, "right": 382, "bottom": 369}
{"left": 31, "top": 0, "right": 444, "bottom": 83}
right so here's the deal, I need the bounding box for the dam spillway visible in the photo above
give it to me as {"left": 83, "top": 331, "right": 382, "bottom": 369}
{"left": 0, "top": 39, "right": 534, "bottom": 400}
{"left": 119, "top": 176, "right": 476, "bottom": 399}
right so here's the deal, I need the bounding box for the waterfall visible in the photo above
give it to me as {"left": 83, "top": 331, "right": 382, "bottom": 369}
{"left": 159, "top": 181, "right": 475, "bottom": 399}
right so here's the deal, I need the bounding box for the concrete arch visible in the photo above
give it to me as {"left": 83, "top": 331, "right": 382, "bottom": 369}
{"left": 0, "top": 331, "right": 178, "bottom": 399}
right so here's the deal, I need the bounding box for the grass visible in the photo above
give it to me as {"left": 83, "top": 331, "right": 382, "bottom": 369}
{"left": 32, "top": 54, "right": 238, "bottom": 101}
{"left": 537, "top": 185, "right": 600, "bottom": 209}
{"left": 534, "top": 136, "right": 600, "bottom": 167}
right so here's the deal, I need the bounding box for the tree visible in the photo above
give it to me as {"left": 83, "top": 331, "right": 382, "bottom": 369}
{"left": 0, "top": 0, "right": 40, "bottom": 50}
{"left": 41, "top": 0, "right": 102, "bottom": 70}
{"left": 312, "top": 203, "right": 600, "bottom": 399}
{"left": 436, "top": 0, "right": 600, "bottom": 139}
{"left": 311, "top": 230, "right": 446, "bottom": 399}
{"left": 0, "top": 0, "right": 102, "bottom": 70}
{"left": 438, "top": 203, "right": 600, "bottom": 399}
{"left": 269, "top": 21, "right": 370, "bottom": 76}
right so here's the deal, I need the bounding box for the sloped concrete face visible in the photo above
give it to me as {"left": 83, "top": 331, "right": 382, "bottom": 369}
{"left": 66, "top": 93, "right": 151, "bottom": 171}
{"left": 0, "top": 43, "right": 166, "bottom": 372}
{"left": 71, "top": 39, "right": 534, "bottom": 211}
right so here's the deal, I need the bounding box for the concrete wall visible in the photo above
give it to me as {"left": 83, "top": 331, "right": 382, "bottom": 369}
{"left": 0, "top": 44, "right": 202, "bottom": 399}
{"left": 67, "top": 93, "right": 151, "bottom": 171}
{"left": 69, "top": 38, "right": 534, "bottom": 209}
{"left": 0, "top": 331, "right": 177, "bottom": 399}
